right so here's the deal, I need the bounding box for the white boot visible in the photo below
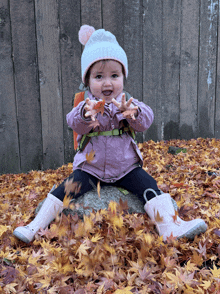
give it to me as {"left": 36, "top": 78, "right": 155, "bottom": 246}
{"left": 13, "top": 193, "right": 63, "bottom": 243}
{"left": 144, "top": 189, "right": 207, "bottom": 241}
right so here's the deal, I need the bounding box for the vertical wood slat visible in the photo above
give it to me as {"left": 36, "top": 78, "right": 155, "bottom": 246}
{"left": 179, "top": 0, "right": 200, "bottom": 139}
{"left": 123, "top": 0, "right": 143, "bottom": 142}
{"left": 198, "top": 0, "right": 219, "bottom": 138}
{"left": 0, "top": 0, "right": 20, "bottom": 174}
{"left": 35, "top": 0, "right": 64, "bottom": 170}
{"left": 80, "top": 0, "right": 102, "bottom": 29}
{"left": 162, "top": 0, "right": 181, "bottom": 140}
{"left": 143, "top": 0, "right": 163, "bottom": 142}
{"left": 10, "top": 0, "right": 43, "bottom": 172}
{"left": 58, "top": 0, "right": 81, "bottom": 164}
{"left": 215, "top": 2, "right": 220, "bottom": 138}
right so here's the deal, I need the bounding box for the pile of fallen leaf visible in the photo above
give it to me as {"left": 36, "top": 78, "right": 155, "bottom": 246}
{"left": 1, "top": 138, "right": 220, "bottom": 293}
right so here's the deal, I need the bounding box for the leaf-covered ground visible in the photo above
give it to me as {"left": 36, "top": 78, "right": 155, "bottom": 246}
{"left": 1, "top": 138, "right": 220, "bottom": 293}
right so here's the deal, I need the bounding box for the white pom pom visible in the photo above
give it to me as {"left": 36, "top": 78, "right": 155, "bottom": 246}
{"left": 78, "top": 25, "right": 95, "bottom": 45}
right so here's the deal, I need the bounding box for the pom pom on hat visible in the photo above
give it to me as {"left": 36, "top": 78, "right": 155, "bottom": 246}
{"left": 79, "top": 25, "right": 95, "bottom": 45}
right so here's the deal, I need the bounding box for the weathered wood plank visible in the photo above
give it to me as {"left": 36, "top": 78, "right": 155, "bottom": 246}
{"left": 10, "top": 0, "right": 43, "bottom": 172}
{"left": 81, "top": 0, "right": 102, "bottom": 29}
{"left": 179, "top": 0, "right": 200, "bottom": 139}
{"left": 0, "top": 0, "right": 20, "bottom": 174}
{"left": 198, "top": 0, "right": 218, "bottom": 138}
{"left": 102, "top": 0, "right": 124, "bottom": 45}
{"left": 215, "top": 2, "right": 220, "bottom": 139}
{"left": 162, "top": 0, "right": 181, "bottom": 140}
{"left": 59, "top": 0, "right": 81, "bottom": 164}
{"left": 143, "top": 0, "right": 163, "bottom": 142}
{"left": 35, "top": 0, "right": 64, "bottom": 170}
{"left": 123, "top": 0, "right": 143, "bottom": 142}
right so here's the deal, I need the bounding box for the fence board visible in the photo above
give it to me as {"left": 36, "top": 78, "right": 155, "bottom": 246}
{"left": 0, "top": 0, "right": 20, "bottom": 174}
{"left": 59, "top": 0, "right": 81, "bottom": 164}
{"left": 123, "top": 0, "right": 143, "bottom": 142}
{"left": 102, "top": 0, "right": 124, "bottom": 41}
{"left": 162, "top": 0, "right": 181, "bottom": 140}
{"left": 35, "top": 0, "right": 64, "bottom": 170}
{"left": 10, "top": 0, "right": 43, "bottom": 172}
{"left": 198, "top": 0, "right": 218, "bottom": 138}
{"left": 143, "top": 0, "right": 163, "bottom": 142}
{"left": 215, "top": 3, "right": 220, "bottom": 138}
{"left": 81, "top": 0, "right": 102, "bottom": 28}
{"left": 179, "top": 0, "right": 200, "bottom": 139}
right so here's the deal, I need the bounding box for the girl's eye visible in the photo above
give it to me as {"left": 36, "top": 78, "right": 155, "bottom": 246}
{"left": 112, "top": 74, "right": 118, "bottom": 78}
{"left": 95, "top": 75, "right": 102, "bottom": 79}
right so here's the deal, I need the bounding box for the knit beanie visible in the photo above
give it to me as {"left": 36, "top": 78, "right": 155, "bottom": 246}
{"left": 78, "top": 25, "right": 128, "bottom": 83}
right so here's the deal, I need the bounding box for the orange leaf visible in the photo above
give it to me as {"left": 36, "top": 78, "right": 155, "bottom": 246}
{"left": 86, "top": 150, "right": 96, "bottom": 163}
{"left": 154, "top": 209, "right": 163, "bottom": 222}
{"left": 172, "top": 210, "right": 181, "bottom": 225}
{"left": 93, "top": 99, "right": 105, "bottom": 115}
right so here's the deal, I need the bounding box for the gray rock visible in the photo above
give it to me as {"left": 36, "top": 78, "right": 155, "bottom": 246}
{"left": 35, "top": 185, "right": 178, "bottom": 218}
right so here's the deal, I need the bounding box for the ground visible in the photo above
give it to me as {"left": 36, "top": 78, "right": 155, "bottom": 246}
{"left": 0, "top": 138, "right": 220, "bottom": 293}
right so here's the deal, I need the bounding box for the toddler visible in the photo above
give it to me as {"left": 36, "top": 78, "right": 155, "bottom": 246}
{"left": 13, "top": 25, "right": 207, "bottom": 243}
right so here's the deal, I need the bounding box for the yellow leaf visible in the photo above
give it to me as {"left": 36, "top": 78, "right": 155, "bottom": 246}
{"left": 109, "top": 201, "right": 117, "bottom": 214}
{"left": 0, "top": 225, "right": 9, "bottom": 237}
{"left": 201, "top": 280, "right": 211, "bottom": 290}
{"left": 144, "top": 233, "right": 153, "bottom": 245}
{"left": 76, "top": 243, "right": 90, "bottom": 259}
{"left": 111, "top": 215, "right": 123, "bottom": 229}
{"left": 97, "top": 180, "right": 101, "bottom": 198}
{"left": 210, "top": 264, "right": 220, "bottom": 278}
{"left": 91, "top": 234, "right": 103, "bottom": 243}
{"left": 86, "top": 149, "right": 96, "bottom": 163}
{"left": 113, "top": 286, "right": 134, "bottom": 294}
{"left": 63, "top": 194, "right": 72, "bottom": 208}
{"left": 104, "top": 243, "right": 115, "bottom": 255}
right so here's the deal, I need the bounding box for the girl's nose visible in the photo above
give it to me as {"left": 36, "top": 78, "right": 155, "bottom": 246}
{"left": 103, "top": 78, "right": 112, "bottom": 86}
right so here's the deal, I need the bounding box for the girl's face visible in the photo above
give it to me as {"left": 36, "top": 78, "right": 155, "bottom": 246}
{"left": 88, "top": 60, "right": 124, "bottom": 103}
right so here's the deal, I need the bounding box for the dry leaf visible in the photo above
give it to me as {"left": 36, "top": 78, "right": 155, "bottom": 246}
{"left": 86, "top": 149, "right": 96, "bottom": 163}
{"left": 154, "top": 209, "right": 163, "bottom": 222}
{"left": 97, "top": 180, "right": 101, "bottom": 198}
{"left": 94, "top": 99, "right": 105, "bottom": 115}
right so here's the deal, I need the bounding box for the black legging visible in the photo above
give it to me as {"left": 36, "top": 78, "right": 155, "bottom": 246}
{"left": 51, "top": 167, "right": 161, "bottom": 203}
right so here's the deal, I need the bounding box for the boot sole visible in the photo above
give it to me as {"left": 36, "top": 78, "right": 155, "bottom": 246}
{"left": 13, "top": 230, "right": 32, "bottom": 244}
{"left": 178, "top": 221, "right": 207, "bottom": 240}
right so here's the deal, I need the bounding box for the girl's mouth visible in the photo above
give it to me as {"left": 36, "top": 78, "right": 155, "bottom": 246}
{"left": 102, "top": 90, "right": 113, "bottom": 96}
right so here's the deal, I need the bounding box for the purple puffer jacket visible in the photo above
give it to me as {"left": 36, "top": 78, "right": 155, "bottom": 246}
{"left": 66, "top": 91, "right": 154, "bottom": 183}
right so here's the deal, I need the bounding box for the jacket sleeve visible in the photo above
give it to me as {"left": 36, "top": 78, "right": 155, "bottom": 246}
{"left": 125, "top": 98, "right": 154, "bottom": 132}
{"left": 66, "top": 101, "right": 93, "bottom": 135}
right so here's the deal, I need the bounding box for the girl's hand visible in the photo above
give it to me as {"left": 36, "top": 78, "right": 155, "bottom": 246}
{"left": 112, "top": 93, "right": 138, "bottom": 120}
{"left": 84, "top": 98, "right": 98, "bottom": 121}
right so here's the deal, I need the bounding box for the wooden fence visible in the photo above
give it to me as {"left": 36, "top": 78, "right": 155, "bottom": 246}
{"left": 0, "top": 0, "right": 219, "bottom": 174}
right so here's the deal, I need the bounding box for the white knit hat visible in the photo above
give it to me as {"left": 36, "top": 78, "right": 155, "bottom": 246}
{"left": 78, "top": 25, "right": 128, "bottom": 83}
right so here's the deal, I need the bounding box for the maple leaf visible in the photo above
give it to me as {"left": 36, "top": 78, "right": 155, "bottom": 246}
{"left": 64, "top": 178, "right": 81, "bottom": 196}
{"left": 154, "top": 209, "right": 163, "bottom": 222}
{"left": 172, "top": 210, "right": 181, "bottom": 225}
{"left": 210, "top": 264, "right": 220, "bottom": 278}
{"left": 86, "top": 149, "right": 96, "bottom": 163}
{"left": 97, "top": 180, "right": 101, "bottom": 198}
{"left": 113, "top": 286, "right": 134, "bottom": 293}
{"left": 94, "top": 99, "right": 105, "bottom": 115}
{"left": 1, "top": 267, "right": 19, "bottom": 284}
{"left": 201, "top": 280, "right": 212, "bottom": 290}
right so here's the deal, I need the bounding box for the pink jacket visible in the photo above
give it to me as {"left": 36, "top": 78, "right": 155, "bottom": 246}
{"left": 66, "top": 91, "right": 154, "bottom": 183}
